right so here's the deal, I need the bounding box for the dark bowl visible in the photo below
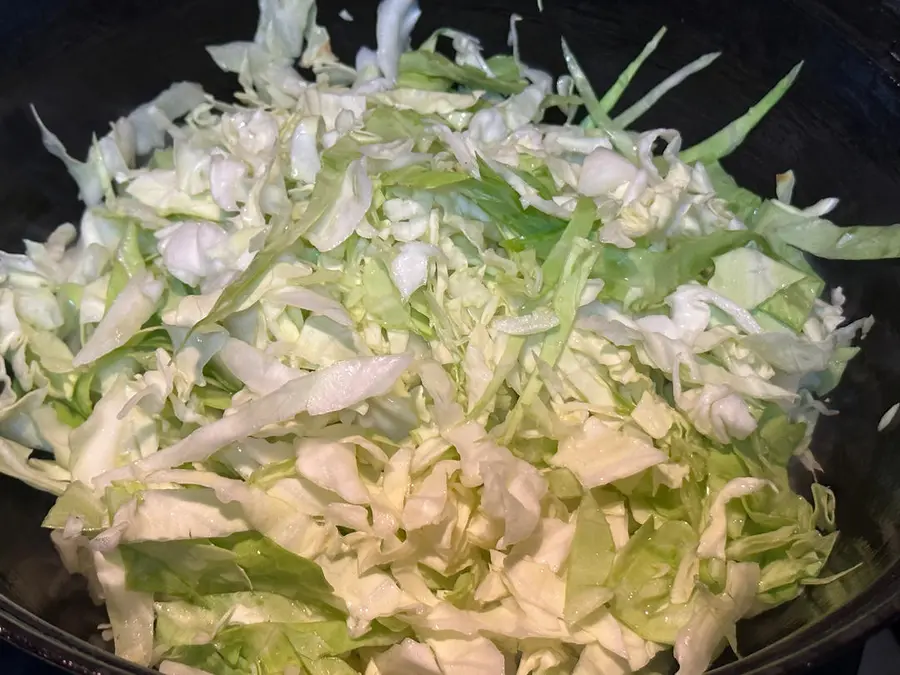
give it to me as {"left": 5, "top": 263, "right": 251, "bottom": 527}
{"left": 2, "top": 0, "right": 900, "bottom": 673}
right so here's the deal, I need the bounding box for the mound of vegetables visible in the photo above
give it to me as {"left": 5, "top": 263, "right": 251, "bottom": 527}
{"left": 4, "top": 0, "right": 898, "bottom": 673}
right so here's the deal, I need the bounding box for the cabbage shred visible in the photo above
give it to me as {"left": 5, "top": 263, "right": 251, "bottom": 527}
{"left": 3, "top": 0, "right": 896, "bottom": 673}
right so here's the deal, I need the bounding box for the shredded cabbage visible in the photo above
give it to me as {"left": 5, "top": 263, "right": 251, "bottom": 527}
{"left": 5, "top": 0, "right": 896, "bottom": 673}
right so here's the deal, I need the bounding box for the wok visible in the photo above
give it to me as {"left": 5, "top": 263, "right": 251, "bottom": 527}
{"left": 1, "top": 0, "right": 900, "bottom": 673}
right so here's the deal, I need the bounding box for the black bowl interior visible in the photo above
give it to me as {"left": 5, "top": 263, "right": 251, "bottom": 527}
{"left": 1, "top": 0, "right": 900, "bottom": 673}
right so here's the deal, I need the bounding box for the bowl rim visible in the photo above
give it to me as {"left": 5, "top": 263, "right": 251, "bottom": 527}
{"left": 0, "top": 593, "right": 151, "bottom": 675}
{"left": 3, "top": 561, "right": 900, "bottom": 675}
{"left": 711, "top": 562, "right": 900, "bottom": 673}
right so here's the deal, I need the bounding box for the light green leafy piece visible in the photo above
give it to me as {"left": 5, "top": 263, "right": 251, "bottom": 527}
{"left": 594, "top": 230, "right": 756, "bottom": 310}
{"left": 456, "top": 159, "right": 567, "bottom": 245}
{"left": 708, "top": 248, "right": 807, "bottom": 310}
{"left": 681, "top": 62, "right": 803, "bottom": 164}
{"left": 775, "top": 219, "right": 900, "bottom": 260}
{"left": 42, "top": 480, "right": 107, "bottom": 529}
{"left": 163, "top": 621, "right": 401, "bottom": 675}
{"left": 703, "top": 161, "right": 763, "bottom": 222}
{"left": 564, "top": 490, "right": 616, "bottom": 623}
{"left": 155, "top": 592, "right": 335, "bottom": 651}
{"left": 756, "top": 275, "right": 825, "bottom": 333}
{"left": 119, "top": 532, "right": 337, "bottom": 609}
{"left": 196, "top": 138, "right": 360, "bottom": 331}
{"left": 540, "top": 197, "right": 596, "bottom": 291}
{"left": 501, "top": 241, "right": 598, "bottom": 441}
{"left": 398, "top": 50, "right": 526, "bottom": 95}
{"left": 560, "top": 38, "right": 635, "bottom": 160}
{"left": 380, "top": 165, "right": 469, "bottom": 189}
{"left": 615, "top": 52, "right": 720, "bottom": 129}
{"left": 0, "top": 437, "right": 69, "bottom": 495}
{"left": 598, "top": 27, "right": 667, "bottom": 113}
{"left": 607, "top": 519, "right": 698, "bottom": 644}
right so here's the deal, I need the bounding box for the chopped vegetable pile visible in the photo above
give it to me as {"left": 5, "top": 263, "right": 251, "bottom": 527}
{"left": 3, "top": 0, "right": 899, "bottom": 673}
